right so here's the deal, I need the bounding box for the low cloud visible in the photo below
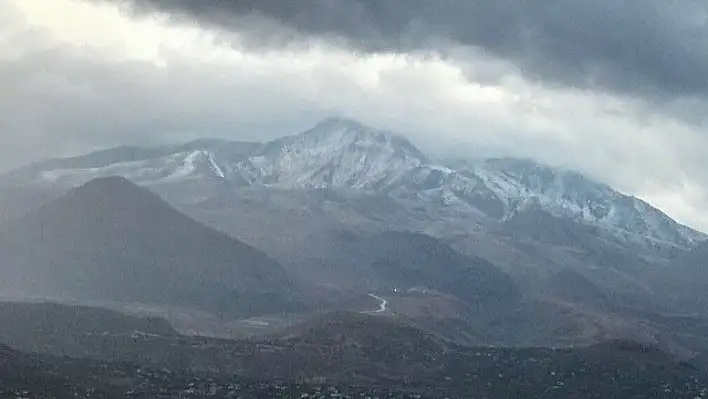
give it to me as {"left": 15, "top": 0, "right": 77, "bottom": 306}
{"left": 2, "top": 0, "right": 708, "bottom": 232}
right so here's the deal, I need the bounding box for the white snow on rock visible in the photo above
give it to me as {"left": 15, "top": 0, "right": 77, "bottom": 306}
{"left": 235, "top": 117, "right": 429, "bottom": 189}
{"left": 9, "top": 117, "right": 705, "bottom": 250}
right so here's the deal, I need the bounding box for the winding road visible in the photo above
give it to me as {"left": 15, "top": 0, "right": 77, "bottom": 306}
{"left": 363, "top": 293, "right": 387, "bottom": 314}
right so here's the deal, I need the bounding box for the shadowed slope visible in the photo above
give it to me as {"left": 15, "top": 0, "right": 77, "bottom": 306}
{"left": 0, "top": 176, "right": 300, "bottom": 317}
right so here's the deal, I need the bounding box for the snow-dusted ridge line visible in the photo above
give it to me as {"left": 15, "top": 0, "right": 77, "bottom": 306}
{"left": 232, "top": 117, "right": 429, "bottom": 190}
{"left": 3, "top": 117, "right": 704, "bottom": 249}
{"left": 206, "top": 152, "right": 225, "bottom": 179}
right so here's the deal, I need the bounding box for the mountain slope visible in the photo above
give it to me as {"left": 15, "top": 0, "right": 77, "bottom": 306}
{"left": 387, "top": 158, "right": 703, "bottom": 250}
{"left": 649, "top": 242, "right": 708, "bottom": 313}
{"left": 358, "top": 231, "right": 520, "bottom": 307}
{"left": 0, "top": 301, "right": 177, "bottom": 357}
{"left": 3, "top": 140, "right": 260, "bottom": 187}
{"left": 1, "top": 117, "right": 703, "bottom": 253}
{"left": 237, "top": 117, "right": 429, "bottom": 189}
{"left": 479, "top": 158, "right": 702, "bottom": 249}
{"left": 0, "top": 183, "right": 63, "bottom": 222}
{"left": 0, "top": 176, "right": 299, "bottom": 317}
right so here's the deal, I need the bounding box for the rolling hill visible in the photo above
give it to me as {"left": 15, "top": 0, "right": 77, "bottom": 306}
{"left": 0, "top": 176, "right": 301, "bottom": 317}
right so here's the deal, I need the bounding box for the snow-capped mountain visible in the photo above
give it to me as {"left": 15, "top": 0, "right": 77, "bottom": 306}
{"left": 4, "top": 140, "right": 258, "bottom": 187}
{"left": 238, "top": 118, "right": 429, "bottom": 189}
{"left": 2, "top": 117, "right": 703, "bottom": 250}
{"left": 36, "top": 149, "right": 224, "bottom": 186}
{"left": 381, "top": 158, "right": 703, "bottom": 249}
{"left": 475, "top": 158, "right": 701, "bottom": 248}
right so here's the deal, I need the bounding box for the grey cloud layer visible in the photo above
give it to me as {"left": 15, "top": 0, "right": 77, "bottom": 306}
{"left": 0, "top": 9, "right": 342, "bottom": 172}
{"left": 4, "top": 0, "right": 708, "bottom": 231}
{"left": 122, "top": 0, "right": 708, "bottom": 102}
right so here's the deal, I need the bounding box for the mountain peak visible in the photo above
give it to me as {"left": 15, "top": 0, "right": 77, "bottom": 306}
{"left": 239, "top": 118, "right": 429, "bottom": 189}
{"left": 1, "top": 119, "right": 703, "bottom": 251}
{"left": 52, "top": 174, "right": 165, "bottom": 218}
{"left": 470, "top": 158, "right": 705, "bottom": 248}
{"left": 77, "top": 175, "right": 134, "bottom": 190}
{"left": 296, "top": 117, "right": 427, "bottom": 160}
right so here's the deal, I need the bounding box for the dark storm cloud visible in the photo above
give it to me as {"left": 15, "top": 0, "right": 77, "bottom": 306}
{"left": 117, "top": 0, "right": 708, "bottom": 101}
{"left": 6, "top": 0, "right": 708, "bottom": 230}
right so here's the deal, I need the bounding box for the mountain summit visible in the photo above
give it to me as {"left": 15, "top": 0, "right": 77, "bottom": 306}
{"left": 1, "top": 118, "right": 703, "bottom": 251}
{"left": 237, "top": 117, "right": 429, "bottom": 189}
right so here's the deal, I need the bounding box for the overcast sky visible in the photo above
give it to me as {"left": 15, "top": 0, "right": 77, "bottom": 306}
{"left": 2, "top": 0, "right": 708, "bottom": 232}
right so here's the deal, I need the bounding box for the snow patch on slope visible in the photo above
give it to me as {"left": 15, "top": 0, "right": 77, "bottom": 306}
{"left": 8, "top": 118, "right": 704, "bottom": 250}
{"left": 207, "top": 153, "right": 226, "bottom": 179}
{"left": 236, "top": 118, "right": 429, "bottom": 189}
{"left": 464, "top": 158, "right": 703, "bottom": 247}
{"left": 36, "top": 150, "right": 225, "bottom": 186}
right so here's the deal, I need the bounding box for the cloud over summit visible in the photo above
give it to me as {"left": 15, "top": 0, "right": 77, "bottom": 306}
{"left": 2, "top": 0, "right": 708, "bottom": 231}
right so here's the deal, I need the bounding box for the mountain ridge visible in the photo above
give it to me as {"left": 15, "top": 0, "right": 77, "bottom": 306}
{"left": 238, "top": 117, "right": 429, "bottom": 189}
{"left": 1, "top": 117, "right": 703, "bottom": 251}
{"left": 0, "top": 176, "right": 302, "bottom": 317}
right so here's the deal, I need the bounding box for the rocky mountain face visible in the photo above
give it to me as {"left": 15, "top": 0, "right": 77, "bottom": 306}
{"left": 2, "top": 117, "right": 707, "bottom": 351}
{"left": 238, "top": 118, "right": 429, "bottom": 189}
{"left": 4, "top": 117, "right": 701, "bottom": 254}
{"left": 357, "top": 231, "right": 520, "bottom": 307}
